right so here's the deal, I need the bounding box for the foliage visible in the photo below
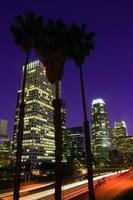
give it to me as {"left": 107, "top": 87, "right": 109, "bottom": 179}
{"left": 35, "top": 19, "right": 69, "bottom": 84}
{"left": 10, "top": 11, "right": 43, "bottom": 53}
{"left": 0, "top": 164, "right": 14, "bottom": 180}
{"left": 37, "top": 161, "right": 55, "bottom": 174}
{"left": 67, "top": 23, "right": 95, "bottom": 66}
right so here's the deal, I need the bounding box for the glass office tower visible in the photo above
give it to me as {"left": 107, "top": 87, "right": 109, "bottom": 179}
{"left": 13, "top": 60, "right": 57, "bottom": 167}
{"left": 91, "top": 99, "right": 111, "bottom": 166}
{"left": 112, "top": 121, "right": 128, "bottom": 148}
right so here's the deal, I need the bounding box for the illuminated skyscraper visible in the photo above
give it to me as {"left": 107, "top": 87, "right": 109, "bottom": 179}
{"left": 0, "top": 120, "right": 8, "bottom": 138}
{"left": 91, "top": 98, "right": 111, "bottom": 166}
{"left": 0, "top": 137, "right": 11, "bottom": 167}
{"left": 112, "top": 121, "right": 128, "bottom": 148}
{"left": 13, "top": 60, "right": 57, "bottom": 167}
{"left": 63, "top": 127, "right": 86, "bottom": 165}
{"left": 0, "top": 120, "right": 11, "bottom": 167}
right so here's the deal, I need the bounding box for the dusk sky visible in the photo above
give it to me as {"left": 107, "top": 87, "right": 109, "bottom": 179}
{"left": 0, "top": 0, "right": 133, "bottom": 137}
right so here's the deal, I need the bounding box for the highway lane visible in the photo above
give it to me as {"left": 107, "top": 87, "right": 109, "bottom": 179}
{"left": 0, "top": 172, "right": 118, "bottom": 200}
{"left": 19, "top": 171, "right": 128, "bottom": 200}
{"left": 71, "top": 170, "right": 133, "bottom": 200}
{"left": 1, "top": 170, "right": 130, "bottom": 200}
{"left": 40, "top": 173, "right": 118, "bottom": 200}
{"left": 95, "top": 170, "right": 133, "bottom": 200}
{"left": 0, "top": 182, "right": 53, "bottom": 200}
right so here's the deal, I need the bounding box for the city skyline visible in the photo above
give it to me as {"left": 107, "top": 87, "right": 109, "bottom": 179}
{"left": 0, "top": 0, "right": 133, "bottom": 136}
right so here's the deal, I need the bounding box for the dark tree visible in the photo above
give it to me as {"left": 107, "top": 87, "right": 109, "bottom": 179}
{"left": 68, "top": 23, "right": 95, "bottom": 200}
{"left": 36, "top": 19, "right": 69, "bottom": 200}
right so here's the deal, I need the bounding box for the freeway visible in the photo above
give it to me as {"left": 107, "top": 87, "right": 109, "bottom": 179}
{"left": 0, "top": 182, "right": 53, "bottom": 200}
{"left": 1, "top": 170, "right": 132, "bottom": 200}
{"left": 69, "top": 170, "right": 133, "bottom": 200}
{"left": 95, "top": 170, "right": 133, "bottom": 200}
{"left": 19, "top": 171, "right": 129, "bottom": 200}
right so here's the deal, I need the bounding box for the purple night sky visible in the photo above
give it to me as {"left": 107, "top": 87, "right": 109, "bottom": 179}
{"left": 0, "top": 0, "right": 133, "bottom": 137}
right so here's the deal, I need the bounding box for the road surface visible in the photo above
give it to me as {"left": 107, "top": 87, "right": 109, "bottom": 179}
{"left": 1, "top": 170, "right": 132, "bottom": 200}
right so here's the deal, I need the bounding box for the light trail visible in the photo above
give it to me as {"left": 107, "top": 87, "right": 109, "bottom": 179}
{"left": 95, "top": 170, "right": 133, "bottom": 200}
{"left": 0, "top": 182, "right": 53, "bottom": 198}
{"left": 19, "top": 170, "right": 129, "bottom": 200}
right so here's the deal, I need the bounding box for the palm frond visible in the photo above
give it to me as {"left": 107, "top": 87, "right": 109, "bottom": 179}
{"left": 10, "top": 11, "right": 44, "bottom": 52}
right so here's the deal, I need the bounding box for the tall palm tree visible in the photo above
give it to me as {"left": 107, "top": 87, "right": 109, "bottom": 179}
{"left": 68, "top": 23, "right": 95, "bottom": 200}
{"left": 36, "top": 19, "right": 69, "bottom": 200}
{"left": 10, "top": 12, "right": 43, "bottom": 200}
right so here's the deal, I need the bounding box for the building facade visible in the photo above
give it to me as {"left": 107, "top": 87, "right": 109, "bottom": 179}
{"left": 63, "top": 126, "right": 86, "bottom": 165}
{"left": 13, "top": 60, "right": 57, "bottom": 167}
{"left": 111, "top": 121, "right": 128, "bottom": 148}
{"left": 0, "top": 119, "right": 8, "bottom": 138}
{"left": 91, "top": 98, "right": 111, "bottom": 166}
{"left": 0, "top": 137, "right": 11, "bottom": 167}
{"left": 0, "top": 119, "right": 11, "bottom": 167}
{"left": 116, "top": 136, "right": 133, "bottom": 165}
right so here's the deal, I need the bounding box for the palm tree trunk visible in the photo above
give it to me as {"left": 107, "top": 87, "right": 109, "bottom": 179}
{"left": 13, "top": 52, "right": 30, "bottom": 200}
{"left": 79, "top": 65, "right": 95, "bottom": 200}
{"left": 53, "top": 81, "right": 62, "bottom": 200}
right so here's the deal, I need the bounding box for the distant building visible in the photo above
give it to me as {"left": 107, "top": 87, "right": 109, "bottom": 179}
{"left": 63, "top": 126, "right": 86, "bottom": 165}
{"left": 0, "top": 121, "right": 11, "bottom": 167}
{"left": 91, "top": 98, "right": 111, "bottom": 166}
{"left": 112, "top": 121, "right": 128, "bottom": 148}
{"left": 113, "top": 136, "right": 133, "bottom": 165}
{"left": 61, "top": 101, "right": 66, "bottom": 132}
{"left": 13, "top": 60, "right": 58, "bottom": 167}
{"left": 0, "top": 120, "right": 8, "bottom": 138}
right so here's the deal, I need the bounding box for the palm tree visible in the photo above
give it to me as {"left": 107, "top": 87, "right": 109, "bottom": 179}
{"left": 10, "top": 12, "right": 43, "bottom": 200}
{"left": 68, "top": 23, "right": 95, "bottom": 200}
{"left": 36, "top": 19, "right": 69, "bottom": 200}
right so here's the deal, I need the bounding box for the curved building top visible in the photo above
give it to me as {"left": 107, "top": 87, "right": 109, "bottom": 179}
{"left": 92, "top": 98, "right": 105, "bottom": 105}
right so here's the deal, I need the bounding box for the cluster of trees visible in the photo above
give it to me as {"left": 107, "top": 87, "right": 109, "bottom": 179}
{"left": 10, "top": 12, "right": 95, "bottom": 200}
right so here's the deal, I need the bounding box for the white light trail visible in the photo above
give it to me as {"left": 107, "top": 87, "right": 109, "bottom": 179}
{"left": 0, "top": 182, "right": 53, "bottom": 198}
{"left": 20, "top": 170, "right": 129, "bottom": 200}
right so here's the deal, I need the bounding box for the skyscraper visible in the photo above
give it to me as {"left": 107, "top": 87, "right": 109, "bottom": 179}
{"left": 13, "top": 60, "right": 57, "bottom": 167}
{"left": 91, "top": 98, "right": 111, "bottom": 166}
{"left": 112, "top": 121, "right": 128, "bottom": 148}
{"left": 0, "top": 120, "right": 11, "bottom": 167}
{"left": 63, "top": 126, "right": 86, "bottom": 165}
{"left": 0, "top": 137, "right": 11, "bottom": 167}
{"left": 0, "top": 120, "right": 8, "bottom": 138}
